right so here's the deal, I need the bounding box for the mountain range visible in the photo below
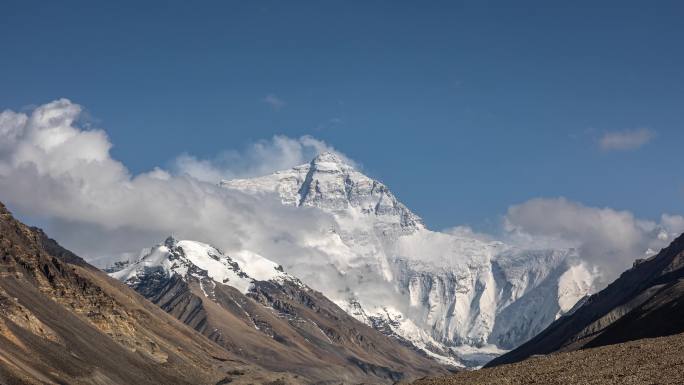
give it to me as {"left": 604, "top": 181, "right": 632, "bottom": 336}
{"left": 414, "top": 231, "right": 684, "bottom": 384}
{"left": 2, "top": 150, "right": 683, "bottom": 384}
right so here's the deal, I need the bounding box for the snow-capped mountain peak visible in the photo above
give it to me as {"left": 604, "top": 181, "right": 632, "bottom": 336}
{"left": 309, "top": 151, "right": 354, "bottom": 172}
{"left": 221, "top": 151, "right": 424, "bottom": 232}
{"left": 111, "top": 237, "right": 293, "bottom": 295}
{"left": 216, "top": 153, "right": 596, "bottom": 367}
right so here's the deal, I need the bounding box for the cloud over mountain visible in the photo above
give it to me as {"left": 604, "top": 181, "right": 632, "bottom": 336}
{"left": 173, "top": 134, "right": 354, "bottom": 183}
{"left": 0, "top": 99, "right": 339, "bottom": 266}
{"left": 505, "top": 197, "right": 684, "bottom": 280}
{"left": 0, "top": 99, "right": 680, "bottom": 286}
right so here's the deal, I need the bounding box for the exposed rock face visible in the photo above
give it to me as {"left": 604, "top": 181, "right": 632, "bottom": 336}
{"left": 112, "top": 238, "right": 448, "bottom": 383}
{"left": 0, "top": 202, "right": 299, "bottom": 385}
{"left": 488, "top": 232, "right": 684, "bottom": 367}
{"left": 221, "top": 152, "right": 595, "bottom": 367}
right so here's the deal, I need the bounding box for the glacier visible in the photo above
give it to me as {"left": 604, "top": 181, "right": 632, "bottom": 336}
{"left": 214, "top": 151, "right": 596, "bottom": 367}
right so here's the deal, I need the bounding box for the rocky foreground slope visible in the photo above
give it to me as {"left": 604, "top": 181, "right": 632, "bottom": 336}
{"left": 0, "top": 202, "right": 299, "bottom": 385}
{"left": 111, "top": 237, "right": 448, "bottom": 383}
{"left": 412, "top": 331, "right": 684, "bottom": 385}
{"left": 488, "top": 231, "right": 684, "bottom": 366}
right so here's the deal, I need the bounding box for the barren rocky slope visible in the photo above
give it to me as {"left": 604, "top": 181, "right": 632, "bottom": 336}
{"left": 412, "top": 331, "right": 684, "bottom": 385}
{"left": 0, "top": 202, "right": 298, "bottom": 385}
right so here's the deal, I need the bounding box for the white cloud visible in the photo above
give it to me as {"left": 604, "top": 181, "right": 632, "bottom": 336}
{"left": 660, "top": 213, "right": 684, "bottom": 235}
{"left": 172, "top": 134, "right": 355, "bottom": 182}
{"left": 442, "top": 225, "right": 496, "bottom": 242}
{"left": 599, "top": 128, "right": 655, "bottom": 151}
{"left": 504, "top": 197, "right": 683, "bottom": 282}
{"left": 0, "top": 99, "right": 341, "bottom": 269}
{"left": 0, "top": 99, "right": 681, "bottom": 293}
{"left": 263, "top": 93, "right": 285, "bottom": 110}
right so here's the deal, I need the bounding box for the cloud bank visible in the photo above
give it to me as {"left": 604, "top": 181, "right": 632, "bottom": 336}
{"left": 0, "top": 99, "right": 681, "bottom": 289}
{"left": 504, "top": 197, "right": 684, "bottom": 281}
{"left": 0, "top": 99, "right": 346, "bottom": 272}
{"left": 599, "top": 128, "right": 655, "bottom": 151}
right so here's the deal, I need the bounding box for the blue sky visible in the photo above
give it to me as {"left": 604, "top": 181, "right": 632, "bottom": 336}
{"left": 1, "top": 1, "right": 683, "bottom": 230}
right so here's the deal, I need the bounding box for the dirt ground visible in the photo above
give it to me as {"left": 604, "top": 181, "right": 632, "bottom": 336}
{"left": 412, "top": 332, "right": 684, "bottom": 385}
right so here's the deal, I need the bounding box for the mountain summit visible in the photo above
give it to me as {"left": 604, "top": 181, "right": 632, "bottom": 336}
{"left": 222, "top": 151, "right": 425, "bottom": 232}
{"left": 220, "top": 153, "right": 596, "bottom": 367}
{"left": 309, "top": 150, "right": 353, "bottom": 169}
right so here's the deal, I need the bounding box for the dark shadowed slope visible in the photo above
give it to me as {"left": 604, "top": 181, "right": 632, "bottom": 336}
{"left": 0, "top": 202, "right": 298, "bottom": 385}
{"left": 412, "top": 331, "right": 684, "bottom": 385}
{"left": 487, "top": 232, "right": 684, "bottom": 367}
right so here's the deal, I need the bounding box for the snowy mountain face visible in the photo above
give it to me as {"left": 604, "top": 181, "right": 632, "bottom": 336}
{"left": 111, "top": 236, "right": 296, "bottom": 297}
{"left": 110, "top": 237, "right": 447, "bottom": 383}
{"left": 488, "top": 232, "right": 684, "bottom": 368}
{"left": 218, "top": 152, "right": 597, "bottom": 367}
{"left": 223, "top": 151, "right": 424, "bottom": 233}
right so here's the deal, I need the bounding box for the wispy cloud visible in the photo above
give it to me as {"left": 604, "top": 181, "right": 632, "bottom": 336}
{"left": 173, "top": 134, "right": 354, "bottom": 182}
{"left": 315, "top": 117, "right": 342, "bottom": 131}
{"left": 263, "top": 93, "right": 285, "bottom": 110}
{"left": 599, "top": 128, "right": 655, "bottom": 151}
